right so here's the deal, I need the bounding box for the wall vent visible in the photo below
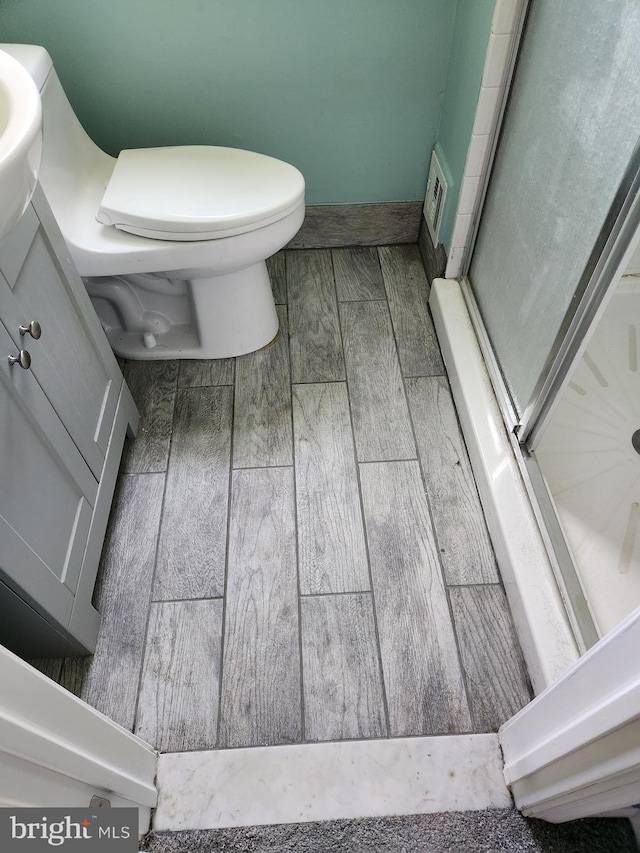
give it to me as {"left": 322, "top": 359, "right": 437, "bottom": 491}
{"left": 424, "top": 149, "right": 448, "bottom": 247}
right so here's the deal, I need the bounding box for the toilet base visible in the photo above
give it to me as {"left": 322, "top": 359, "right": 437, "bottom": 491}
{"left": 89, "top": 260, "right": 280, "bottom": 360}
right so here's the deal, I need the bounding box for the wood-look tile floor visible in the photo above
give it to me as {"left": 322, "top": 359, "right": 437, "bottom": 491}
{"left": 32, "top": 245, "right": 532, "bottom": 752}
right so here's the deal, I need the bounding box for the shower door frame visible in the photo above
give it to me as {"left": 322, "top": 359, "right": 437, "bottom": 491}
{"left": 459, "top": 0, "right": 640, "bottom": 450}
{"left": 458, "top": 158, "right": 640, "bottom": 647}
{"left": 459, "top": 152, "right": 640, "bottom": 445}
{"left": 505, "top": 145, "right": 640, "bottom": 450}
{"left": 454, "top": 0, "right": 640, "bottom": 650}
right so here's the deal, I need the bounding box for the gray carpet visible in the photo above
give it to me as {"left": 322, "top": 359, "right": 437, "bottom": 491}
{"left": 141, "top": 809, "right": 638, "bottom": 852}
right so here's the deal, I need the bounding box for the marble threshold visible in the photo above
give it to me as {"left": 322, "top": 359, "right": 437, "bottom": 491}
{"left": 153, "top": 734, "right": 511, "bottom": 831}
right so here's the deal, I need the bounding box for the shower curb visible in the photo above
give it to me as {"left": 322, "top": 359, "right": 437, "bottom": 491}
{"left": 429, "top": 278, "right": 579, "bottom": 694}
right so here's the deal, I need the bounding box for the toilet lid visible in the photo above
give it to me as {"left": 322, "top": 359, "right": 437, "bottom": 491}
{"left": 96, "top": 146, "right": 305, "bottom": 241}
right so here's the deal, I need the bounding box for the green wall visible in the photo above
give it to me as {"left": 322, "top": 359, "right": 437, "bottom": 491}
{"left": 435, "top": 0, "right": 494, "bottom": 249}
{"left": 1, "top": 0, "right": 457, "bottom": 206}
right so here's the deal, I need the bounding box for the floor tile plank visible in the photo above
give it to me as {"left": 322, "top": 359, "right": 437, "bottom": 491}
{"left": 233, "top": 304, "right": 292, "bottom": 468}
{"left": 122, "top": 361, "right": 178, "bottom": 473}
{"left": 406, "top": 376, "right": 499, "bottom": 585}
{"left": 27, "top": 658, "right": 63, "bottom": 682}
{"left": 59, "top": 657, "right": 91, "bottom": 698}
{"left": 136, "top": 599, "right": 224, "bottom": 751}
{"left": 293, "top": 382, "right": 369, "bottom": 594}
{"left": 153, "top": 387, "right": 232, "bottom": 601}
{"left": 81, "top": 473, "right": 165, "bottom": 730}
{"left": 301, "top": 594, "right": 387, "bottom": 741}
{"left": 67, "top": 245, "right": 527, "bottom": 754}
{"left": 287, "top": 249, "right": 345, "bottom": 384}
{"left": 449, "top": 585, "right": 532, "bottom": 731}
{"left": 359, "top": 460, "right": 472, "bottom": 736}
{"left": 266, "top": 252, "right": 287, "bottom": 304}
{"left": 379, "top": 245, "right": 444, "bottom": 377}
{"left": 219, "top": 467, "right": 301, "bottom": 747}
{"left": 178, "top": 359, "right": 235, "bottom": 388}
{"left": 332, "top": 247, "right": 385, "bottom": 301}
{"left": 340, "top": 301, "right": 416, "bottom": 462}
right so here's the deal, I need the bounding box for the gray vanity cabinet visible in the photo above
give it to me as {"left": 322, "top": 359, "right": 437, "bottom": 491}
{"left": 0, "top": 317, "right": 96, "bottom": 643}
{"left": 0, "top": 199, "right": 120, "bottom": 479}
{"left": 0, "top": 186, "right": 138, "bottom": 658}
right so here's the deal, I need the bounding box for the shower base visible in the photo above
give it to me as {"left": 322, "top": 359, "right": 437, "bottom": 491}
{"left": 537, "top": 278, "right": 640, "bottom": 637}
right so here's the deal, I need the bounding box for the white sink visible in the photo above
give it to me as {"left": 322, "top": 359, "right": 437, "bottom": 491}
{"left": 0, "top": 47, "right": 42, "bottom": 239}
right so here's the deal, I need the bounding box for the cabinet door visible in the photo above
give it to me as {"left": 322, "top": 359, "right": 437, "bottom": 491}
{"left": 0, "top": 317, "right": 97, "bottom": 625}
{"left": 0, "top": 195, "right": 122, "bottom": 480}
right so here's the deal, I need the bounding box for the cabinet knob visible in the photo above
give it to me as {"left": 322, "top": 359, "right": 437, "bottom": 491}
{"left": 19, "top": 320, "right": 42, "bottom": 340}
{"left": 8, "top": 349, "right": 31, "bottom": 370}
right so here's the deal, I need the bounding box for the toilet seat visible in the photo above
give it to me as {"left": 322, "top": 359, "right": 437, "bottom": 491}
{"left": 96, "top": 145, "right": 305, "bottom": 241}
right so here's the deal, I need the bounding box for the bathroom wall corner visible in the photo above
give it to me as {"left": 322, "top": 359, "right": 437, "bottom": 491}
{"left": 434, "top": 0, "right": 496, "bottom": 253}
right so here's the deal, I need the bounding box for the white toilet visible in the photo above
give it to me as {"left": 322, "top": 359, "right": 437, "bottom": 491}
{"left": 2, "top": 43, "right": 305, "bottom": 359}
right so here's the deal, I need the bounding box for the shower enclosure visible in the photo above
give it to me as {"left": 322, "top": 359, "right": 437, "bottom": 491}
{"left": 462, "top": 0, "right": 640, "bottom": 648}
{"left": 535, "top": 247, "right": 640, "bottom": 637}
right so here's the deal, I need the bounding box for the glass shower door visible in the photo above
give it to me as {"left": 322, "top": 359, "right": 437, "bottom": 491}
{"left": 469, "top": 0, "right": 640, "bottom": 429}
